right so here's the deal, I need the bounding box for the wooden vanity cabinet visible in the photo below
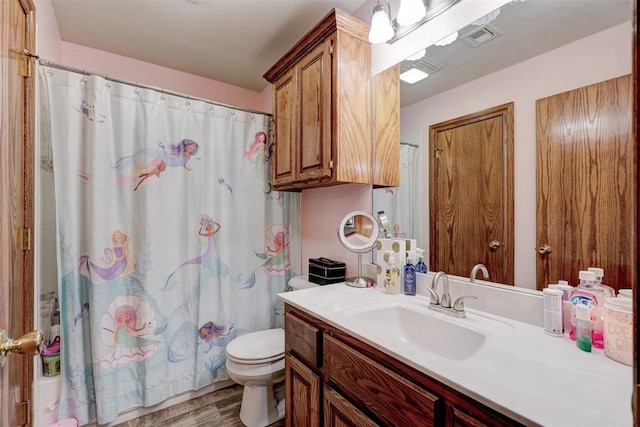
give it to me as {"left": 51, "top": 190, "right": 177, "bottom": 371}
{"left": 263, "top": 8, "right": 399, "bottom": 191}
{"left": 284, "top": 304, "right": 524, "bottom": 427}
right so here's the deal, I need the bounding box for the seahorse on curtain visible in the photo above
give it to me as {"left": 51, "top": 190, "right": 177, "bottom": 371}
{"left": 241, "top": 224, "right": 291, "bottom": 288}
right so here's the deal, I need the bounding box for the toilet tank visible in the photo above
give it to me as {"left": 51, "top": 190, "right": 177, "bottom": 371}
{"left": 287, "top": 275, "right": 319, "bottom": 291}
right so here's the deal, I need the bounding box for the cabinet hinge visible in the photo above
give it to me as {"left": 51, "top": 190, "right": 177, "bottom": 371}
{"left": 18, "top": 228, "right": 32, "bottom": 251}
{"left": 330, "top": 159, "right": 334, "bottom": 170}
{"left": 330, "top": 41, "right": 334, "bottom": 56}
{"left": 16, "top": 49, "right": 38, "bottom": 78}
{"left": 15, "top": 400, "right": 31, "bottom": 425}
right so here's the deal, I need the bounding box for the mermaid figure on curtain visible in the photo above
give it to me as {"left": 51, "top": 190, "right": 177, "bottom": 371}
{"left": 244, "top": 131, "right": 282, "bottom": 205}
{"left": 161, "top": 214, "right": 221, "bottom": 291}
{"left": 241, "top": 224, "right": 291, "bottom": 288}
{"left": 99, "top": 295, "right": 161, "bottom": 368}
{"left": 111, "top": 139, "right": 200, "bottom": 190}
{"left": 78, "top": 228, "right": 136, "bottom": 283}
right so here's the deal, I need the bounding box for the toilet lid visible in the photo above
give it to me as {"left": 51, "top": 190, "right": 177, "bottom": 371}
{"left": 226, "top": 328, "right": 284, "bottom": 362}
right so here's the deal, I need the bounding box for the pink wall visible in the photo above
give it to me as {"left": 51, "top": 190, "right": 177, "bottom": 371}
{"left": 301, "top": 184, "right": 373, "bottom": 277}
{"left": 400, "top": 22, "right": 632, "bottom": 289}
{"left": 60, "top": 42, "right": 268, "bottom": 112}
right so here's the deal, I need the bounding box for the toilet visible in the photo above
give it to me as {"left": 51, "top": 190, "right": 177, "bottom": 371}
{"left": 225, "top": 275, "right": 317, "bottom": 427}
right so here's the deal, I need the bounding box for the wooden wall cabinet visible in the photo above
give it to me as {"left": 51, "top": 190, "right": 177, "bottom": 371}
{"left": 284, "top": 304, "right": 523, "bottom": 427}
{"left": 263, "top": 8, "right": 399, "bottom": 191}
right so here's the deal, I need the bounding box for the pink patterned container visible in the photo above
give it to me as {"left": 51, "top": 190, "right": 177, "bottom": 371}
{"left": 603, "top": 297, "right": 633, "bottom": 366}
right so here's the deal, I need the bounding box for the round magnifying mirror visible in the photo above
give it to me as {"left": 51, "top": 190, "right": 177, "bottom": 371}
{"left": 337, "top": 210, "right": 380, "bottom": 288}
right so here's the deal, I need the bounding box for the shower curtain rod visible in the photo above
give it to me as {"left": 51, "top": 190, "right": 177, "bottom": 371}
{"left": 38, "top": 59, "right": 272, "bottom": 118}
{"left": 400, "top": 142, "right": 419, "bottom": 148}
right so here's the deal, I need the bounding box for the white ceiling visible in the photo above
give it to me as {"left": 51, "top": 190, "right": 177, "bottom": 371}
{"left": 50, "top": 0, "right": 632, "bottom": 106}
{"left": 50, "top": 0, "right": 368, "bottom": 92}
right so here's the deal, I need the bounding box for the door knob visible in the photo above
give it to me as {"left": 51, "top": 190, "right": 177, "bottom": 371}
{"left": 538, "top": 245, "right": 552, "bottom": 255}
{"left": 489, "top": 240, "right": 500, "bottom": 250}
{"left": 0, "top": 329, "right": 44, "bottom": 368}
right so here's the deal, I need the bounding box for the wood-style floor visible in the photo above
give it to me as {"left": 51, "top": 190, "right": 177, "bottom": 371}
{"left": 113, "top": 384, "right": 285, "bottom": 427}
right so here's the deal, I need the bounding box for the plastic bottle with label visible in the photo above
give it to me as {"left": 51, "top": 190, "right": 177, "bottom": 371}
{"left": 403, "top": 253, "right": 416, "bottom": 296}
{"left": 575, "top": 303, "right": 592, "bottom": 352}
{"left": 415, "top": 248, "right": 428, "bottom": 274}
{"left": 569, "top": 271, "right": 605, "bottom": 348}
{"left": 385, "top": 252, "right": 400, "bottom": 295}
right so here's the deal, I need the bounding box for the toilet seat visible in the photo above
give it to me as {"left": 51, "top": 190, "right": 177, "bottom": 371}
{"left": 226, "top": 328, "right": 284, "bottom": 365}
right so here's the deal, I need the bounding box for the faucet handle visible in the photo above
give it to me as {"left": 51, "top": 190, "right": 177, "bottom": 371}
{"left": 452, "top": 295, "right": 478, "bottom": 313}
{"left": 425, "top": 287, "right": 440, "bottom": 306}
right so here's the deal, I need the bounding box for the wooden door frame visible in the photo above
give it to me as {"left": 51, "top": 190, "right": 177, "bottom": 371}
{"left": 1, "top": 0, "right": 36, "bottom": 424}
{"left": 633, "top": 0, "right": 639, "bottom": 422}
{"left": 429, "top": 102, "right": 514, "bottom": 285}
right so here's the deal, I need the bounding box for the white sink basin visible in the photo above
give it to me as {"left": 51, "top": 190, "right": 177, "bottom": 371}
{"left": 339, "top": 298, "right": 512, "bottom": 361}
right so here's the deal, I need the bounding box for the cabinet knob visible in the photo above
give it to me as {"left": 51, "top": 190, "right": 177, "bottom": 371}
{"left": 488, "top": 240, "right": 500, "bottom": 250}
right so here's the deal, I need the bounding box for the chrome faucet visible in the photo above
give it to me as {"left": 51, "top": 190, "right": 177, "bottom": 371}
{"left": 470, "top": 264, "right": 489, "bottom": 283}
{"left": 431, "top": 271, "right": 452, "bottom": 308}
{"left": 428, "top": 271, "right": 478, "bottom": 318}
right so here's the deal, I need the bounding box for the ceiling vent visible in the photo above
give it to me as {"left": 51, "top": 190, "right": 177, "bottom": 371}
{"left": 401, "top": 56, "right": 443, "bottom": 75}
{"left": 461, "top": 25, "right": 502, "bottom": 48}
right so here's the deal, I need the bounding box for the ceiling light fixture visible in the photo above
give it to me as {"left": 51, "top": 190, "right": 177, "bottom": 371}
{"left": 396, "top": 0, "right": 427, "bottom": 27}
{"left": 369, "top": 0, "right": 430, "bottom": 45}
{"left": 368, "top": 1, "right": 395, "bottom": 44}
{"left": 399, "top": 68, "right": 429, "bottom": 84}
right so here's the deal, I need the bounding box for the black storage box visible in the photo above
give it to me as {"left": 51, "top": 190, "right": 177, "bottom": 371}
{"left": 308, "top": 257, "right": 346, "bottom": 285}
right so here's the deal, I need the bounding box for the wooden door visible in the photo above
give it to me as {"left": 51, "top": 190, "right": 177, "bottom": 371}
{"left": 536, "top": 75, "right": 634, "bottom": 291}
{"left": 0, "top": 0, "right": 36, "bottom": 425}
{"left": 429, "top": 103, "right": 514, "bottom": 285}
{"left": 297, "top": 38, "right": 332, "bottom": 183}
{"left": 272, "top": 68, "right": 298, "bottom": 187}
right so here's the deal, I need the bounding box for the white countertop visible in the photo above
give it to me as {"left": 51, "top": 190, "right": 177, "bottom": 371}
{"left": 278, "top": 283, "right": 633, "bottom": 426}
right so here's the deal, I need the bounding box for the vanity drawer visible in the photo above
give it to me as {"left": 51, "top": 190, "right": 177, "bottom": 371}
{"left": 323, "top": 334, "right": 440, "bottom": 425}
{"left": 285, "top": 311, "right": 321, "bottom": 368}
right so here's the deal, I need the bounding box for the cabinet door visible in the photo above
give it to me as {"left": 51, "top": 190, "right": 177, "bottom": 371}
{"left": 285, "top": 354, "right": 321, "bottom": 427}
{"left": 324, "top": 335, "right": 440, "bottom": 425}
{"left": 272, "top": 68, "right": 298, "bottom": 186}
{"left": 448, "top": 402, "right": 523, "bottom": 427}
{"left": 297, "top": 38, "right": 332, "bottom": 182}
{"left": 324, "top": 386, "right": 378, "bottom": 427}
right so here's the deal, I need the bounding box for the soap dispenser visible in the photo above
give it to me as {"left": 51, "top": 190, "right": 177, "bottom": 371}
{"left": 415, "top": 249, "right": 428, "bottom": 274}
{"left": 385, "top": 252, "right": 400, "bottom": 295}
{"left": 403, "top": 253, "right": 416, "bottom": 296}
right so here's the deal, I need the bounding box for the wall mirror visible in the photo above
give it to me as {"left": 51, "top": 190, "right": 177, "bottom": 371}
{"left": 373, "top": 0, "right": 634, "bottom": 291}
{"left": 338, "top": 210, "right": 379, "bottom": 288}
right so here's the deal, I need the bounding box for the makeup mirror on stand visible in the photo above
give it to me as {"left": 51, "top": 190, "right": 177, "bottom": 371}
{"left": 337, "top": 210, "right": 380, "bottom": 288}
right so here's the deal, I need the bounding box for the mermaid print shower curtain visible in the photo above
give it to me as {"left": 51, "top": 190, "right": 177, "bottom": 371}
{"left": 38, "top": 66, "right": 300, "bottom": 425}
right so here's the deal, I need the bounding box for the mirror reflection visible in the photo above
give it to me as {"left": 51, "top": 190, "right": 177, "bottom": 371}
{"left": 339, "top": 212, "right": 379, "bottom": 252}
{"left": 373, "top": 0, "right": 634, "bottom": 290}
{"left": 338, "top": 211, "right": 380, "bottom": 288}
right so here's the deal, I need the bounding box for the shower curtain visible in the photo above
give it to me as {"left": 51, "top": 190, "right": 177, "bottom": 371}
{"left": 373, "top": 143, "right": 422, "bottom": 241}
{"left": 38, "top": 65, "right": 300, "bottom": 425}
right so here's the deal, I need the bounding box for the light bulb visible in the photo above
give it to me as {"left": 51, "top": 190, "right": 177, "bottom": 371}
{"left": 397, "top": 0, "right": 427, "bottom": 27}
{"left": 368, "top": 5, "right": 394, "bottom": 44}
